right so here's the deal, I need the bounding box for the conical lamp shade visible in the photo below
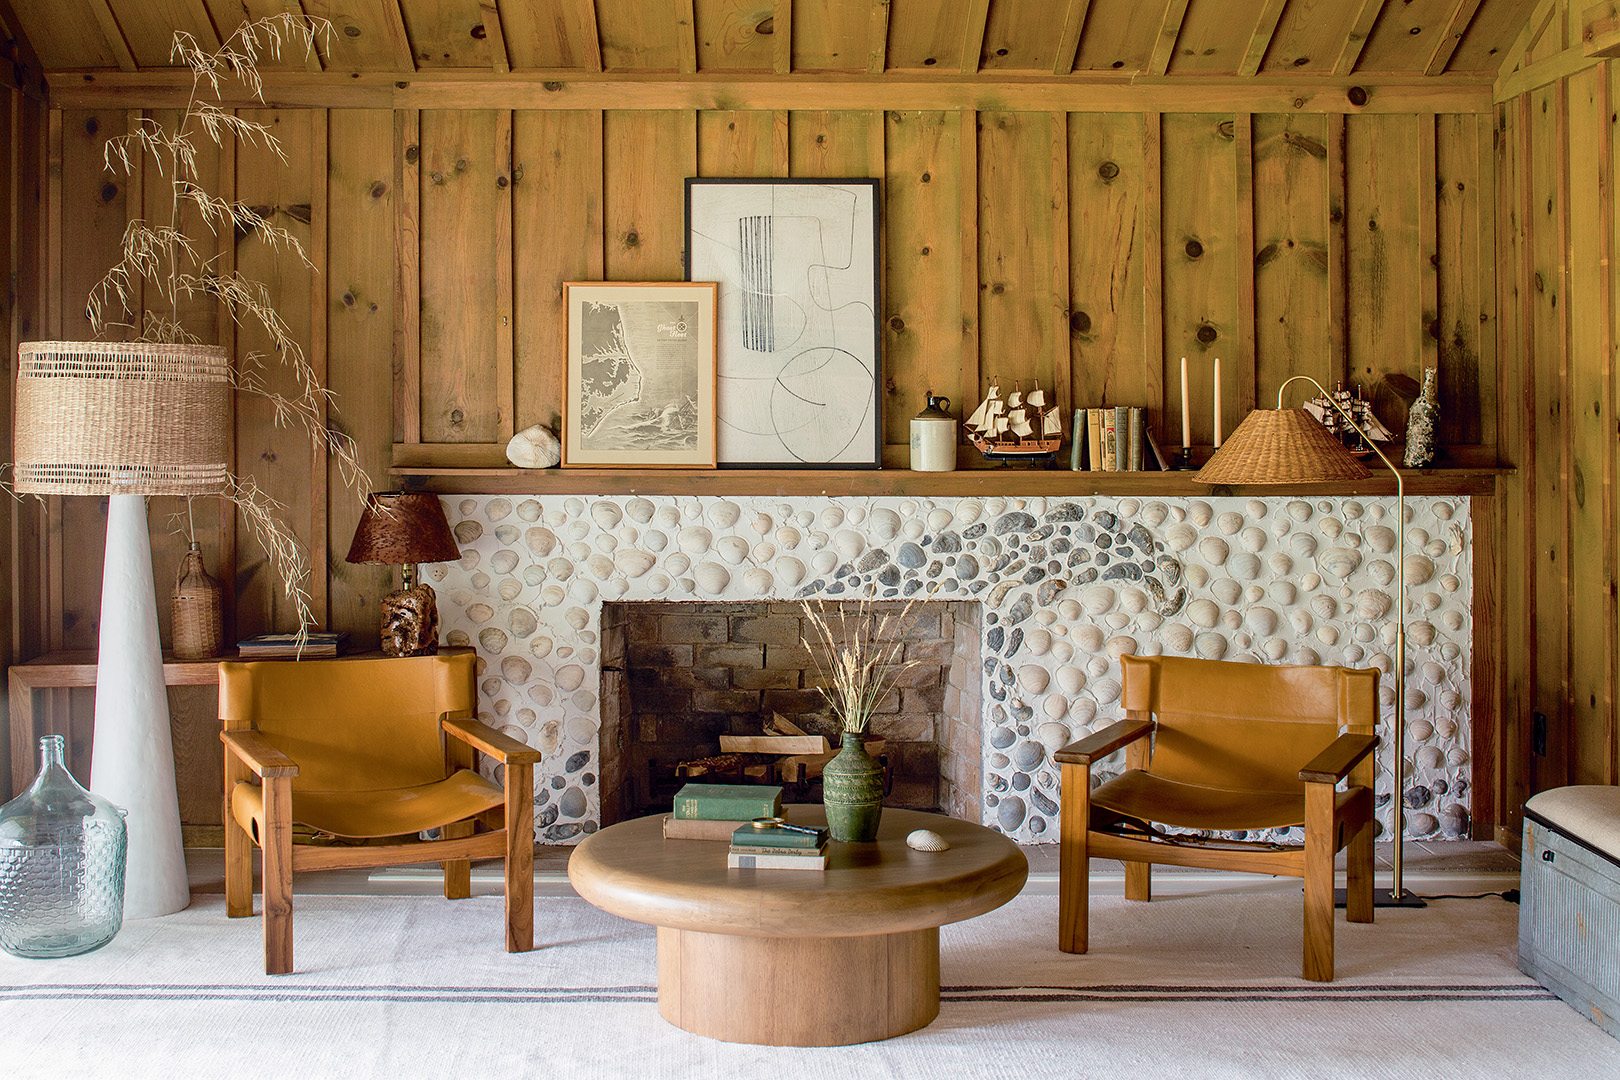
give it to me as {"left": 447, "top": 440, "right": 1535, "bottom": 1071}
{"left": 1194, "top": 409, "right": 1373, "bottom": 485}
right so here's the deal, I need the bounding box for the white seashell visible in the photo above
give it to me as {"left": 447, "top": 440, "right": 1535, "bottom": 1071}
{"left": 1408, "top": 621, "right": 1436, "bottom": 646}
{"left": 954, "top": 500, "right": 982, "bottom": 525}
{"left": 1268, "top": 551, "right": 1294, "bottom": 576}
{"left": 604, "top": 578, "right": 629, "bottom": 598}
{"left": 1184, "top": 564, "right": 1209, "bottom": 588}
{"left": 498, "top": 580, "right": 522, "bottom": 602}
{"left": 1291, "top": 610, "right": 1313, "bottom": 634}
{"left": 1161, "top": 624, "right": 1194, "bottom": 653}
{"left": 1137, "top": 612, "right": 1163, "bottom": 632}
{"left": 706, "top": 501, "right": 741, "bottom": 529}
{"left": 776, "top": 526, "right": 802, "bottom": 550}
{"left": 1081, "top": 585, "right": 1117, "bottom": 615}
{"left": 1442, "top": 609, "right": 1465, "bottom": 631}
{"left": 1363, "top": 525, "right": 1396, "bottom": 554}
{"left": 1052, "top": 640, "right": 1074, "bottom": 663}
{"left": 833, "top": 530, "right": 865, "bottom": 560}
{"left": 1440, "top": 642, "right": 1460, "bottom": 661}
{"left": 541, "top": 585, "right": 566, "bottom": 607}
{"left": 1220, "top": 610, "right": 1243, "bottom": 631}
{"left": 1434, "top": 501, "right": 1455, "bottom": 520}
{"left": 664, "top": 552, "right": 692, "bottom": 578}
{"left": 694, "top": 562, "right": 731, "bottom": 595}
{"left": 505, "top": 424, "right": 562, "bottom": 468}
{"left": 1058, "top": 598, "right": 1082, "bottom": 621}
{"left": 716, "top": 536, "right": 751, "bottom": 565}
{"left": 1188, "top": 501, "right": 1213, "bottom": 526}
{"left": 647, "top": 571, "right": 671, "bottom": 592}
{"left": 1105, "top": 613, "right": 1131, "bottom": 631}
{"left": 1232, "top": 632, "right": 1251, "bottom": 650}
{"left": 1187, "top": 599, "right": 1220, "bottom": 628}
{"left": 1244, "top": 499, "right": 1267, "bottom": 520}
{"left": 678, "top": 526, "right": 713, "bottom": 554}
{"left": 1071, "top": 699, "right": 1098, "bottom": 726}
{"left": 1291, "top": 533, "right": 1318, "bottom": 559}
{"left": 1355, "top": 589, "right": 1391, "bottom": 620}
{"left": 1318, "top": 547, "right": 1361, "bottom": 579}
{"left": 749, "top": 513, "right": 773, "bottom": 536}
{"left": 522, "top": 566, "right": 546, "bottom": 587}
{"left": 1295, "top": 646, "right": 1320, "bottom": 666}
{"left": 1074, "top": 625, "right": 1105, "bottom": 652}
{"left": 490, "top": 549, "right": 519, "bottom": 576}
{"left": 1301, "top": 572, "right": 1321, "bottom": 591}
{"left": 1447, "top": 747, "right": 1470, "bottom": 768}
{"left": 743, "top": 568, "right": 773, "bottom": 595}
{"left": 1087, "top": 654, "right": 1110, "bottom": 677}
{"left": 614, "top": 550, "right": 655, "bottom": 578}
{"left": 621, "top": 497, "right": 654, "bottom": 524}
{"left": 637, "top": 530, "right": 665, "bottom": 554}
{"left": 1114, "top": 498, "right": 1136, "bottom": 517}
{"left": 906, "top": 829, "right": 951, "bottom": 852}
{"left": 1093, "top": 677, "right": 1122, "bottom": 704}
{"left": 1042, "top": 697, "right": 1069, "bottom": 723}
{"left": 1228, "top": 553, "right": 1261, "bottom": 581}
{"left": 1315, "top": 624, "right": 1340, "bottom": 646}
{"left": 1195, "top": 633, "right": 1228, "bottom": 660}
{"left": 1247, "top": 607, "right": 1279, "bottom": 635}
{"left": 566, "top": 541, "right": 592, "bottom": 563}
{"left": 1343, "top": 532, "right": 1362, "bottom": 549}
{"left": 1271, "top": 516, "right": 1292, "bottom": 538}
{"left": 847, "top": 506, "right": 867, "bottom": 525}
{"left": 812, "top": 550, "right": 838, "bottom": 575}
{"left": 751, "top": 542, "right": 775, "bottom": 563}
{"left": 1423, "top": 592, "right": 1443, "bottom": 611}
{"left": 1166, "top": 523, "right": 1198, "bottom": 552}
{"left": 1239, "top": 526, "right": 1267, "bottom": 553}
{"left": 807, "top": 531, "right": 830, "bottom": 550}
{"left": 1023, "top": 627, "right": 1053, "bottom": 656}
{"left": 1105, "top": 635, "right": 1138, "bottom": 660}
{"left": 1270, "top": 582, "right": 1296, "bottom": 605}
{"left": 1407, "top": 527, "right": 1430, "bottom": 549}
{"left": 1211, "top": 579, "right": 1241, "bottom": 605}
{"left": 1263, "top": 639, "right": 1288, "bottom": 660}
{"left": 1440, "top": 690, "right": 1461, "bottom": 711}
{"left": 1287, "top": 500, "right": 1313, "bottom": 522}
{"left": 677, "top": 578, "right": 696, "bottom": 593}
{"left": 820, "top": 507, "right": 845, "bottom": 530}
{"left": 923, "top": 508, "right": 952, "bottom": 534}
{"left": 586, "top": 554, "right": 615, "bottom": 580}
{"left": 526, "top": 527, "right": 558, "bottom": 557}
{"left": 1311, "top": 594, "right": 1338, "bottom": 620}
{"left": 1319, "top": 517, "right": 1343, "bottom": 539}
{"left": 1404, "top": 554, "right": 1436, "bottom": 585}
{"left": 1120, "top": 588, "right": 1148, "bottom": 614}
{"left": 1056, "top": 665, "right": 1086, "bottom": 695}
{"left": 1420, "top": 662, "right": 1445, "bottom": 686}
{"left": 1018, "top": 666, "right": 1050, "bottom": 694}
{"left": 517, "top": 500, "right": 542, "bottom": 523}
{"left": 555, "top": 664, "right": 585, "bottom": 692}
{"left": 1342, "top": 643, "right": 1364, "bottom": 663}
{"left": 1217, "top": 511, "right": 1244, "bottom": 535}
{"left": 794, "top": 509, "right": 815, "bottom": 528}
{"left": 1143, "top": 502, "right": 1168, "bottom": 527}
{"left": 903, "top": 519, "right": 925, "bottom": 539}
{"left": 1198, "top": 537, "right": 1230, "bottom": 566}
{"left": 1035, "top": 610, "right": 1058, "bottom": 627}
{"left": 1439, "top": 573, "right": 1460, "bottom": 593}
{"left": 1407, "top": 689, "right": 1428, "bottom": 712}
{"left": 591, "top": 501, "right": 623, "bottom": 530}
{"left": 655, "top": 506, "right": 681, "bottom": 529}
{"left": 776, "top": 557, "right": 805, "bottom": 588}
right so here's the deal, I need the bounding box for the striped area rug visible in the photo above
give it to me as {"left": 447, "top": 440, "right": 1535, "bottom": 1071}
{"left": 1, "top": 888, "right": 1613, "bottom": 1079}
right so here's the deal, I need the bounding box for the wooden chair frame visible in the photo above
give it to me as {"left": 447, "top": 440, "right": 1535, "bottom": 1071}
{"left": 222, "top": 710, "right": 539, "bottom": 975}
{"left": 1056, "top": 686, "right": 1379, "bottom": 982}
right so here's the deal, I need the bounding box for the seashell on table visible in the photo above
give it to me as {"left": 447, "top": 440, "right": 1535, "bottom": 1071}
{"left": 906, "top": 829, "right": 951, "bottom": 852}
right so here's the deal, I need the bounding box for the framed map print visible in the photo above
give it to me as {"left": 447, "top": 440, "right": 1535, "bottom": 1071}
{"left": 686, "top": 178, "right": 881, "bottom": 468}
{"left": 562, "top": 282, "right": 718, "bottom": 468}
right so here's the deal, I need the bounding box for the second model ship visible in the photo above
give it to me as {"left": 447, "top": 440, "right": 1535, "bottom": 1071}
{"left": 964, "top": 379, "right": 1063, "bottom": 464}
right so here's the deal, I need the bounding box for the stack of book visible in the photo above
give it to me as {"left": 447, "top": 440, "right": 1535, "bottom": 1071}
{"left": 662, "top": 782, "right": 784, "bottom": 840}
{"left": 1070, "top": 406, "right": 1169, "bottom": 472}
{"left": 236, "top": 631, "right": 348, "bottom": 658}
{"left": 727, "top": 821, "right": 829, "bottom": 871}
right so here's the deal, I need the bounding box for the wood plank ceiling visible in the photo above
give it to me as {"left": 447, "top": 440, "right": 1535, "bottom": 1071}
{"left": 3, "top": 0, "right": 1537, "bottom": 81}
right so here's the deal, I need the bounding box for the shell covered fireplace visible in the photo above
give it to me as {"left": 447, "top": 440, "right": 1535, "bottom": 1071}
{"left": 435, "top": 493, "right": 1474, "bottom": 845}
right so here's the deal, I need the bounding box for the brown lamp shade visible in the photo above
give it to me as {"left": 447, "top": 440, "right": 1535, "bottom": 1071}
{"left": 1193, "top": 408, "right": 1373, "bottom": 486}
{"left": 345, "top": 492, "right": 462, "bottom": 565}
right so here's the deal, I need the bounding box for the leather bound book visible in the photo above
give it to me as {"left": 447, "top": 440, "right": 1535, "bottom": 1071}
{"left": 671, "top": 783, "right": 784, "bottom": 821}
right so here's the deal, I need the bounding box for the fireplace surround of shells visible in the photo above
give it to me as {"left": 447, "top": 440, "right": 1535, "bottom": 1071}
{"left": 436, "top": 493, "right": 1473, "bottom": 845}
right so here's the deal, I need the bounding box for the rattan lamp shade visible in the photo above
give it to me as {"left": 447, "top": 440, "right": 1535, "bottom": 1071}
{"left": 1193, "top": 408, "right": 1372, "bottom": 486}
{"left": 12, "top": 341, "right": 231, "bottom": 495}
{"left": 345, "top": 492, "right": 461, "bottom": 565}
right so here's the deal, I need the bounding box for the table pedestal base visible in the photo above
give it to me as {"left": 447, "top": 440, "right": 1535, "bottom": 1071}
{"left": 656, "top": 925, "right": 940, "bottom": 1046}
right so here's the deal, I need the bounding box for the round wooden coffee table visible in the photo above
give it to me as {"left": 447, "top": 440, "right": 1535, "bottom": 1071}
{"left": 568, "top": 806, "right": 1028, "bottom": 1046}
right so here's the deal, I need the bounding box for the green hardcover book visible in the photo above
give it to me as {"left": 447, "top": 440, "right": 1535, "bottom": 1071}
{"left": 729, "top": 823, "right": 830, "bottom": 849}
{"left": 671, "top": 783, "right": 784, "bottom": 821}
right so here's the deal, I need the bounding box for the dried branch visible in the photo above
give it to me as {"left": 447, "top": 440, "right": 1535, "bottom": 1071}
{"left": 801, "top": 590, "right": 939, "bottom": 735}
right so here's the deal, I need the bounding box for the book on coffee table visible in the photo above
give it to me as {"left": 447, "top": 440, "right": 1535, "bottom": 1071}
{"left": 671, "top": 783, "right": 784, "bottom": 821}
{"left": 727, "top": 850, "right": 828, "bottom": 871}
{"left": 729, "top": 822, "right": 829, "bottom": 849}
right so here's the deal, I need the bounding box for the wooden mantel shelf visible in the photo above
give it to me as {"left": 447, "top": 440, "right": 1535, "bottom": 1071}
{"left": 392, "top": 466, "right": 1507, "bottom": 499}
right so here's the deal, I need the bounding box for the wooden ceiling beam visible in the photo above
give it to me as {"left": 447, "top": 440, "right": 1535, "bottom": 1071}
{"left": 962, "top": 0, "right": 990, "bottom": 74}
{"left": 677, "top": 0, "right": 697, "bottom": 75}
{"left": 1425, "top": 0, "right": 1485, "bottom": 75}
{"left": 1497, "top": 0, "right": 1558, "bottom": 79}
{"left": 1148, "top": 0, "right": 1191, "bottom": 77}
{"left": 0, "top": 0, "right": 46, "bottom": 97}
{"left": 50, "top": 70, "right": 1495, "bottom": 115}
{"left": 1053, "top": 0, "right": 1091, "bottom": 76}
{"left": 185, "top": 0, "right": 222, "bottom": 52}
{"left": 773, "top": 0, "right": 792, "bottom": 75}
{"left": 87, "top": 0, "right": 137, "bottom": 72}
{"left": 482, "top": 0, "right": 511, "bottom": 74}
{"left": 386, "top": 0, "right": 416, "bottom": 71}
{"left": 1335, "top": 0, "right": 1386, "bottom": 75}
{"left": 288, "top": 2, "right": 324, "bottom": 74}
{"left": 574, "top": 0, "right": 603, "bottom": 72}
{"left": 867, "top": 0, "right": 889, "bottom": 75}
{"left": 1239, "top": 0, "right": 1289, "bottom": 78}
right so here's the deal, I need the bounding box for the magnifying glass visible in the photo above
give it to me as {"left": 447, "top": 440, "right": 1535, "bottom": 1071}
{"left": 747, "top": 816, "right": 821, "bottom": 835}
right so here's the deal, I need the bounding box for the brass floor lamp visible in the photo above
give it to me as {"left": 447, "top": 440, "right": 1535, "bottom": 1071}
{"left": 1195, "top": 374, "right": 1424, "bottom": 907}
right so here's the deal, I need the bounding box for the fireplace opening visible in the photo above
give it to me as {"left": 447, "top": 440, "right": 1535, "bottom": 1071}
{"left": 598, "top": 601, "right": 983, "bottom": 826}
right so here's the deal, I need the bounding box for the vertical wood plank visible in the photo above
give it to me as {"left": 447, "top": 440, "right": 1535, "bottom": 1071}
{"left": 773, "top": 0, "right": 793, "bottom": 74}
{"left": 1419, "top": 115, "right": 1442, "bottom": 390}
{"left": 1327, "top": 112, "right": 1350, "bottom": 391}
{"left": 1253, "top": 114, "right": 1334, "bottom": 404}
{"left": 961, "top": 0, "right": 991, "bottom": 73}
{"left": 604, "top": 110, "right": 695, "bottom": 282}
{"left": 1067, "top": 113, "right": 1148, "bottom": 415}
{"left": 1049, "top": 111, "right": 1073, "bottom": 431}
{"left": 1437, "top": 113, "right": 1488, "bottom": 447}
{"left": 395, "top": 109, "right": 421, "bottom": 444}
{"left": 495, "top": 109, "right": 515, "bottom": 441}
{"left": 1144, "top": 111, "right": 1165, "bottom": 444}
{"left": 960, "top": 110, "right": 980, "bottom": 423}
{"left": 1234, "top": 113, "right": 1257, "bottom": 418}
{"left": 309, "top": 109, "right": 330, "bottom": 628}
{"left": 867, "top": 0, "right": 890, "bottom": 73}
{"left": 216, "top": 113, "right": 238, "bottom": 646}
{"left": 1053, "top": 0, "right": 1091, "bottom": 75}
{"left": 698, "top": 111, "right": 777, "bottom": 177}
{"left": 1471, "top": 493, "right": 1500, "bottom": 838}
{"left": 788, "top": 110, "right": 880, "bottom": 179}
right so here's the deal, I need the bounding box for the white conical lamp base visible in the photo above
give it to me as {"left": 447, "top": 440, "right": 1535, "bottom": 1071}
{"left": 90, "top": 493, "right": 190, "bottom": 919}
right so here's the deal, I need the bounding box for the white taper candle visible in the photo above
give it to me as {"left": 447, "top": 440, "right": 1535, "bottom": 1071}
{"left": 1180, "top": 357, "right": 1190, "bottom": 447}
{"left": 1213, "top": 356, "right": 1223, "bottom": 448}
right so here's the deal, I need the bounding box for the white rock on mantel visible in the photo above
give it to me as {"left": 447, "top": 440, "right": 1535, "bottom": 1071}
{"left": 506, "top": 424, "right": 562, "bottom": 469}
{"left": 435, "top": 494, "right": 1475, "bottom": 846}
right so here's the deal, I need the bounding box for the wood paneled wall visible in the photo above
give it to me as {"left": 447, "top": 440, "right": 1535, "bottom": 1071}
{"left": 1492, "top": 0, "right": 1620, "bottom": 840}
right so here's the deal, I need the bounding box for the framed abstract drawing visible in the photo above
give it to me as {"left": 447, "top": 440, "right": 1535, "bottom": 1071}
{"left": 561, "top": 282, "right": 719, "bottom": 468}
{"left": 685, "top": 178, "right": 881, "bottom": 468}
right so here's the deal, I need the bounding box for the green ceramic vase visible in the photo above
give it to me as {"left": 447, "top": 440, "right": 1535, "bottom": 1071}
{"left": 822, "top": 732, "right": 884, "bottom": 842}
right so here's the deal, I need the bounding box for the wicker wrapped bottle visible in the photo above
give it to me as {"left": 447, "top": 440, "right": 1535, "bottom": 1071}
{"left": 172, "top": 542, "right": 224, "bottom": 659}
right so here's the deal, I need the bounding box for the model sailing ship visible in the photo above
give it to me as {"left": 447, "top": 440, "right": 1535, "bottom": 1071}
{"left": 1302, "top": 382, "right": 1397, "bottom": 453}
{"left": 964, "top": 379, "right": 1063, "bottom": 465}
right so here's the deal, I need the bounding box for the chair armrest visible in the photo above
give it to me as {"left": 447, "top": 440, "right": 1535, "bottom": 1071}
{"left": 443, "top": 716, "right": 542, "bottom": 766}
{"left": 1054, "top": 718, "right": 1154, "bottom": 766}
{"left": 1299, "top": 733, "right": 1379, "bottom": 784}
{"left": 220, "top": 730, "right": 299, "bottom": 778}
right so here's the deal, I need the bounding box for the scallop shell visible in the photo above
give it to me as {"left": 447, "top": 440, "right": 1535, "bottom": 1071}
{"left": 1187, "top": 599, "right": 1220, "bottom": 628}
{"left": 1197, "top": 537, "right": 1230, "bottom": 566}
{"left": 1195, "top": 632, "right": 1228, "bottom": 660}
{"left": 1081, "top": 585, "right": 1117, "bottom": 615}
{"left": 1247, "top": 607, "right": 1279, "bottom": 635}
{"left": 1211, "top": 579, "right": 1241, "bottom": 605}
{"left": 1291, "top": 533, "right": 1318, "bottom": 559}
{"left": 1166, "top": 523, "right": 1198, "bottom": 552}
{"left": 1318, "top": 547, "right": 1361, "bottom": 579}
{"left": 1355, "top": 589, "right": 1391, "bottom": 620}
{"left": 1228, "top": 554, "right": 1262, "bottom": 581}
{"left": 1074, "top": 625, "right": 1106, "bottom": 651}
{"left": 694, "top": 562, "right": 731, "bottom": 595}
{"left": 1404, "top": 554, "right": 1436, "bottom": 586}
{"left": 1270, "top": 581, "right": 1297, "bottom": 605}
{"left": 1161, "top": 624, "right": 1194, "bottom": 653}
{"left": 1188, "top": 501, "right": 1213, "bottom": 526}
{"left": 1291, "top": 610, "right": 1313, "bottom": 635}
{"left": 1216, "top": 511, "right": 1244, "bottom": 535}
{"left": 901, "top": 827, "right": 951, "bottom": 853}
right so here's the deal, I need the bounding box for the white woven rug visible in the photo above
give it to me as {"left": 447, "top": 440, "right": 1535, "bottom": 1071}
{"left": 2, "top": 886, "right": 1614, "bottom": 1079}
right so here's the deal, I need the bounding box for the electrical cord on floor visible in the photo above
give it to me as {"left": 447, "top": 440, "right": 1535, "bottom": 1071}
{"left": 1415, "top": 888, "right": 1520, "bottom": 903}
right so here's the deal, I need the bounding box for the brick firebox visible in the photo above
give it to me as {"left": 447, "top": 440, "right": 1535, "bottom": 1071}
{"left": 598, "top": 601, "right": 983, "bottom": 825}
